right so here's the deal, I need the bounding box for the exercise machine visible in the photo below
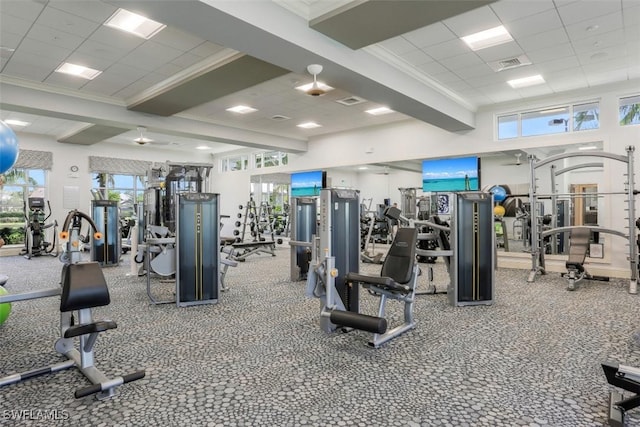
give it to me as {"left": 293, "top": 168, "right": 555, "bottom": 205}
{"left": 306, "top": 188, "right": 419, "bottom": 348}
{"left": 21, "top": 197, "right": 58, "bottom": 259}
{"left": 288, "top": 196, "right": 317, "bottom": 281}
{"left": 59, "top": 209, "right": 102, "bottom": 264}
{"left": 0, "top": 210, "right": 144, "bottom": 399}
{"left": 602, "top": 361, "right": 640, "bottom": 426}
{"left": 527, "top": 146, "right": 638, "bottom": 294}
{"left": 176, "top": 193, "right": 220, "bottom": 306}
{"left": 559, "top": 227, "right": 610, "bottom": 290}
{"left": 385, "top": 192, "right": 495, "bottom": 306}
{"left": 147, "top": 193, "right": 223, "bottom": 306}
{"left": 91, "top": 199, "right": 121, "bottom": 267}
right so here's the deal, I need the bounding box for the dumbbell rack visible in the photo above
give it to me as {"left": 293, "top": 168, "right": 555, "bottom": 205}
{"left": 233, "top": 199, "right": 276, "bottom": 243}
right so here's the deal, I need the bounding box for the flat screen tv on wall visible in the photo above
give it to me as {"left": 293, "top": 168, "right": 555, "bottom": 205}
{"left": 291, "top": 170, "right": 326, "bottom": 197}
{"left": 422, "top": 156, "right": 480, "bottom": 192}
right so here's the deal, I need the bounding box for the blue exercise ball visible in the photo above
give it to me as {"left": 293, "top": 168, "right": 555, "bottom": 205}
{"left": 491, "top": 185, "right": 508, "bottom": 202}
{"left": 0, "top": 120, "right": 19, "bottom": 174}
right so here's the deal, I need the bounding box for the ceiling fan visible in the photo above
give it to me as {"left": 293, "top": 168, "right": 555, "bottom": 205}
{"left": 306, "top": 64, "right": 326, "bottom": 96}
{"left": 133, "top": 126, "right": 171, "bottom": 146}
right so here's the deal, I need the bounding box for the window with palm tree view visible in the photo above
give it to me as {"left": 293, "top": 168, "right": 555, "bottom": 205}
{"left": 619, "top": 95, "right": 640, "bottom": 126}
{"left": 0, "top": 168, "right": 47, "bottom": 245}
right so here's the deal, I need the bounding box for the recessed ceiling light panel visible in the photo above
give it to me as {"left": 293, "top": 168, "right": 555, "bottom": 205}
{"left": 4, "top": 119, "right": 30, "bottom": 126}
{"left": 55, "top": 62, "right": 102, "bottom": 80}
{"left": 196, "top": 145, "right": 210, "bottom": 150}
{"left": 226, "top": 105, "right": 258, "bottom": 114}
{"left": 507, "top": 74, "right": 545, "bottom": 89}
{"left": 297, "top": 122, "right": 322, "bottom": 129}
{"left": 365, "top": 107, "right": 394, "bottom": 116}
{"left": 104, "top": 8, "right": 166, "bottom": 39}
{"left": 461, "top": 25, "right": 513, "bottom": 51}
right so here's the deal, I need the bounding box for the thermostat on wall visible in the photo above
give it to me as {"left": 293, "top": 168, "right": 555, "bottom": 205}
{"left": 70, "top": 165, "right": 79, "bottom": 172}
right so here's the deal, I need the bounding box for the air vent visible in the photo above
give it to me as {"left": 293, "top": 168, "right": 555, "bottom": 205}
{"left": 336, "top": 96, "right": 366, "bottom": 106}
{"left": 489, "top": 54, "right": 532, "bottom": 72}
{"left": 271, "top": 115, "right": 291, "bottom": 121}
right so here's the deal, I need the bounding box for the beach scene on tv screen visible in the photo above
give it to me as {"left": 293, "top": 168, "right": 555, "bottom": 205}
{"left": 291, "top": 171, "right": 322, "bottom": 197}
{"left": 422, "top": 157, "right": 479, "bottom": 192}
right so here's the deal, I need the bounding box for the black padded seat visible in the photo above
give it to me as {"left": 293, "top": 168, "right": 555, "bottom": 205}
{"left": 347, "top": 227, "right": 418, "bottom": 294}
{"left": 60, "top": 262, "right": 111, "bottom": 312}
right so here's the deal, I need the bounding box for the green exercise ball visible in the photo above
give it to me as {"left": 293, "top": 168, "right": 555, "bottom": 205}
{"left": 0, "top": 286, "right": 11, "bottom": 326}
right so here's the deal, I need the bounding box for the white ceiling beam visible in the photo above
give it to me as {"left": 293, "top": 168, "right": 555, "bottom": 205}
{"left": 0, "top": 80, "right": 307, "bottom": 153}
{"left": 109, "top": 0, "right": 476, "bottom": 132}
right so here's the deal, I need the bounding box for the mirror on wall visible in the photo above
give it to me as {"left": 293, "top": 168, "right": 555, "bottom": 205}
{"left": 251, "top": 141, "right": 607, "bottom": 256}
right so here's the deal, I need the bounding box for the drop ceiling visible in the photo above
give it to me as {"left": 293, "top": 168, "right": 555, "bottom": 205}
{"left": 0, "top": 0, "right": 638, "bottom": 154}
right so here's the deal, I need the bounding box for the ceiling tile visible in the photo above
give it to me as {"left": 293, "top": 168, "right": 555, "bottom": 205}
{"left": 571, "top": 29, "right": 626, "bottom": 54}
{"left": 464, "top": 73, "right": 509, "bottom": 88}
{"left": 399, "top": 49, "right": 433, "bottom": 65}
{"left": 586, "top": 68, "right": 629, "bottom": 86}
{"left": 65, "top": 51, "right": 113, "bottom": 71}
{"left": 623, "top": 2, "right": 640, "bottom": 26}
{"left": 506, "top": 9, "right": 563, "bottom": 39}
{"left": 556, "top": 0, "right": 622, "bottom": 26}
{"left": 377, "top": 36, "right": 418, "bottom": 55}
{"left": 516, "top": 84, "right": 553, "bottom": 98}
{"left": 526, "top": 43, "right": 576, "bottom": 63}
{"left": 564, "top": 12, "right": 623, "bottom": 41}
{"left": 118, "top": 41, "right": 184, "bottom": 71}
{"left": 624, "top": 24, "right": 640, "bottom": 41}
{"left": 545, "top": 72, "right": 588, "bottom": 92}
{"left": 416, "top": 60, "right": 449, "bottom": 75}
{"left": 401, "top": 22, "right": 457, "bottom": 49}
{"left": 516, "top": 28, "right": 570, "bottom": 52}
{"left": 44, "top": 72, "right": 93, "bottom": 90}
{"left": 155, "top": 62, "right": 183, "bottom": 77}
{"left": 489, "top": 0, "right": 556, "bottom": 24}
{"left": 26, "top": 23, "right": 86, "bottom": 51}
{"left": 444, "top": 78, "right": 472, "bottom": 91}
{"left": 36, "top": 6, "right": 102, "bottom": 38}
{"left": 0, "top": 0, "right": 45, "bottom": 22}
{"left": 439, "top": 52, "right": 485, "bottom": 70}
{"left": 75, "top": 39, "right": 129, "bottom": 63}
{"left": 442, "top": 5, "right": 501, "bottom": 38}
{"left": 0, "top": 32, "right": 22, "bottom": 51}
{"left": 0, "top": 13, "right": 34, "bottom": 38}
{"left": 189, "top": 41, "right": 227, "bottom": 58}
{"left": 2, "top": 58, "right": 54, "bottom": 81}
{"left": 431, "top": 71, "right": 466, "bottom": 84}
{"left": 580, "top": 55, "right": 629, "bottom": 72}
{"left": 172, "top": 52, "right": 208, "bottom": 69}
{"left": 76, "top": 73, "right": 129, "bottom": 97}
{"left": 152, "top": 27, "right": 205, "bottom": 52}
{"left": 474, "top": 41, "right": 524, "bottom": 62}
{"left": 47, "top": 0, "right": 115, "bottom": 24}
{"left": 18, "top": 37, "right": 73, "bottom": 63}
{"left": 88, "top": 26, "right": 145, "bottom": 53}
{"left": 535, "top": 56, "right": 581, "bottom": 73}
{"left": 452, "top": 63, "right": 494, "bottom": 79}
{"left": 422, "top": 38, "right": 469, "bottom": 60}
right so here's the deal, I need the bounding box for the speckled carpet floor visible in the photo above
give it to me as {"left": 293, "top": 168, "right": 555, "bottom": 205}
{"left": 0, "top": 244, "right": 639, "bottom": 426}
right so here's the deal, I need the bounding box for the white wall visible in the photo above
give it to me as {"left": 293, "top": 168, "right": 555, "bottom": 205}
{"left": 13, "top": 133, "right": 206, "bottom": 231}
{"left": 213, "top": 79, "right": 640, "bottom": 277}
{"left": 11, "top": 80, "right": 639, "bottom": 276}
